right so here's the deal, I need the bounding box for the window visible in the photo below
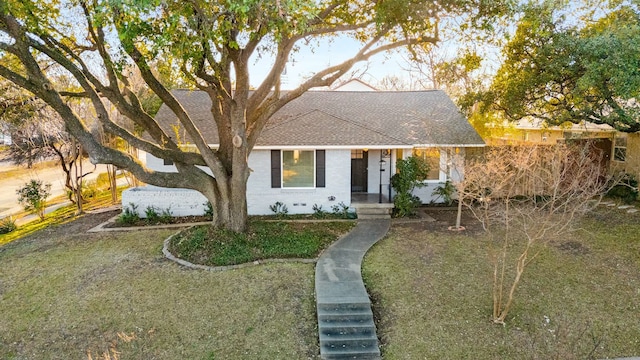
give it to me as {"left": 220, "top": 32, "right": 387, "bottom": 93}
{"left": 282, "top": 150, "right": 315, "bottom": 187}
{"left": 614, "top": 136, "right": 627, "bottom": 162}
{"left": 412, "top": 148, "right": 441, "bottom": 180}
{"left": 163, "top": 158, "right": 174, "bottom": 166}
{"left": 271, "top": 150, "right": 325, "bottom": 188}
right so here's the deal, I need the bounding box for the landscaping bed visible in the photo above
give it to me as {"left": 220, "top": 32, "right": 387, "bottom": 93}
{"left": 168, "top": 220, "right": 355, "bottom": 266}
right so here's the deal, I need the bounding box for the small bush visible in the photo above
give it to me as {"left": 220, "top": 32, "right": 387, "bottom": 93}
{"left": 269, "top": 201, "right": 288, "bottom": 218}
{"left": 117, "top": 203, "right": 140, "bottom": 225}
{"left": 95, "top": 172, "right": 111, "bottom": 190}
{"left": 145, "top": 206, "right": 160, "bottom": 223}
{"left": 81, "top": 180, "right": 99, "bottom": 199}
{"left": 204, "top": 201, "right": 214, "bottom": 220}
{"left": 312, "top": 204, "right": 328, "bottom": 219}
{"left": 432, "top": 180, "right": 456, "bottom": 205}
{"left": 16, "top": 179, "right": 52, "bottom": 221}
{"left": 607, "top": 174, "right": 638, "bottom": 204}
{"left": 331, "top": 202, "right": 356, "bottom": 219}
{"left": 0, "top": 217, "right": 17, "bottom": 234}
{"left": 392, "top": 193, "right": 422, "bottom": 217}
{"left": 159, "top": 208, "right": 173, "bottom": 224}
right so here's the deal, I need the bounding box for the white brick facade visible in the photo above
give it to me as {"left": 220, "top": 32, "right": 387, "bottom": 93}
{"left": 124, "top": 147, "right": 466, "bottom": 218}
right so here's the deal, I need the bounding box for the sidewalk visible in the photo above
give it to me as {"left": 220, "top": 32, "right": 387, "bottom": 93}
{"left": 315, "top": 219, "right": 390, "bottom": 360}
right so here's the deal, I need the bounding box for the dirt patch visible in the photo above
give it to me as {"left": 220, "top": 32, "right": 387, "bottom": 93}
{"left": 556, "top": 240, "right": 590, "bottom": 255}
{"left": 393, "top": 208, "right": 484, "bottom": 235}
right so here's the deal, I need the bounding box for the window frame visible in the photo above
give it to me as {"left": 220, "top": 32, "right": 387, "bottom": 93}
{"left": 614, "top": 135, "right": 627, "bottom": 162}
{"left": 411, "top": 147, "right": 445, "bottom": 182}
{"left": 281, "top": 149, "right": 317, "bottom": 188}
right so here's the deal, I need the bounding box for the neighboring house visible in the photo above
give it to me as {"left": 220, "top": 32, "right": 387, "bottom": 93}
{"left": 611, "top": 132, "right": 640, "bottom": 180}
{"left": 491, "top": 118, "right": 617, "bottom": 145}
{"left": 123, "top": 88, "right": 485, "bottom": 216}
{"left": 489, "top": 118, "right": 640, "bottom": 182}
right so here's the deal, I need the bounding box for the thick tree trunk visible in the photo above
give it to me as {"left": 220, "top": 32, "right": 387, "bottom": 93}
{"left": 207, "top": 170, "right": 249, "bottom": 233}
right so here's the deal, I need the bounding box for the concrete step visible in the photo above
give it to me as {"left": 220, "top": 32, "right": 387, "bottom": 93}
{"left": 318, "top": 309, "right": 373, "bottom": 325}
{"left": 320, "top": 331, "right": 378, "bottom": 345}
{"left": 318, "top": 303, "right": 380, "bottom": 359}
{"left": 356, "top": 214, "right": 391, "bottom": 220}
{"left": 355, "top": 207, "right": 391, "bottom": 214}
{"left": 320, "top": 344, "right": 381, "bottom": 360}
{"left": 320, "top": 323, "right": 377, "bottom": 338}
{"left": 318, "top": 302, "right": 372, "bottom": 312}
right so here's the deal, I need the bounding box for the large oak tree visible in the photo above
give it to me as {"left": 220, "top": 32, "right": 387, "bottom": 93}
{"left": 479, "top": 2, "right": 640, "bottom": 132}
{"left": 0, "top": 0, "right": 511, "bottom": 232}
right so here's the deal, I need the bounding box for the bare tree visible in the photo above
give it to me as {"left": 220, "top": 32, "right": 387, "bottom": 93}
{"left": 456, "top": 143, "right": 612, "bottom": 324}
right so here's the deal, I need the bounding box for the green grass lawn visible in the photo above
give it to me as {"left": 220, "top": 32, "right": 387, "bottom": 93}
{"left": 0, "top": 225, "right": 320, "bottom": 359}
{"left": 0, "top": 188, "right": 123, "bottom": 246}
{"left": 363, "top": 207, "right": 640, "bottom": 359}
{"left": 2, "top": 202, "right": 639, "bottom": 359}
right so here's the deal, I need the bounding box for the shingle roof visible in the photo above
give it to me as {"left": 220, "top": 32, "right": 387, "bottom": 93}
{"left": 153, "top": 89, "right": 485, "bottom": 148}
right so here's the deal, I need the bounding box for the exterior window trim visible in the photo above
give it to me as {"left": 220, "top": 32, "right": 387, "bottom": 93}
{"left": 614, "top": 135, "right": 627, "bottom": 162}
{"left": 412, "top": 147, "right": 446, "bottom": 182}
{"left": 281, "top": 149, "right": 317, "bottom": 189}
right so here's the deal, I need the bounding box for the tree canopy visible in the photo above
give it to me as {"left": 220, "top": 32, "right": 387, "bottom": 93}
{"left": 479, "top": 2, "right": 640, "bottom": 132}
{"left": 0, "top": 0, "right": 514, "bottom": 232}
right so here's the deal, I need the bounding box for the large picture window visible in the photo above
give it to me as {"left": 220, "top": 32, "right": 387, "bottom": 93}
{"left": 412, "top": 148, "right": 441, "bottom": 180}
{"left": 282, "top": 150, "right": 315, "bottom": 187}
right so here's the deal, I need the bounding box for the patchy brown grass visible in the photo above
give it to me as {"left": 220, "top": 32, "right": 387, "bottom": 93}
{"left": 0, "top": 213, "right": 320, "bottom": 359}
{"left": 364, "top": 205, "right": 640, "bottom": 359}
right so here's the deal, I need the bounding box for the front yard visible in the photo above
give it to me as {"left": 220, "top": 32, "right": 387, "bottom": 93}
{"left": 363, "top": 207, "right": 640, "bottom": 359}
{"left": 0, "top": 212, "right": 320, "bottom": 359}
{"left": 0, "top": 205, "right": 638, "bottom": 359}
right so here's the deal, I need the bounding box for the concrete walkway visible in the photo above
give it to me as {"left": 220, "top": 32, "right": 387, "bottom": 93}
{"left": 315, "top": 219, "right": 390, "bottom": 360}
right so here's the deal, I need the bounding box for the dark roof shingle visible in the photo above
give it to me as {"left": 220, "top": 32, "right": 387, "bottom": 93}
{"left": 153, "top": 90, "right": 484, "bottom": 147}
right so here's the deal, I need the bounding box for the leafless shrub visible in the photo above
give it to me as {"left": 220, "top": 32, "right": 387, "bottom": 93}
{"left": 456, "top": 143, "right": 613, "bottom": 324}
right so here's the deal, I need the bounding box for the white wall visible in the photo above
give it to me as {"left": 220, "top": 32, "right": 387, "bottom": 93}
{"left": 122, "top": 187, "right": 209, "bottom": 217}
{"left": 127, "top": 149, "right": 352, "bottom": 216}
{"left": 246, "top": 149, "right": 352, "bottom": 215}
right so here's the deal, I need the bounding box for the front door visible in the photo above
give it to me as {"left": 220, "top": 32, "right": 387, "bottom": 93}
{"left": 351, "top": 150, "right": 368, "bottom": 192}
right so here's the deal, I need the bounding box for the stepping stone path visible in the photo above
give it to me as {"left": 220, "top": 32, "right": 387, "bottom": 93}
{"left": 315, "top": 219, "right": 390, "bottom": 360}
{"left": 598, "top": 200, "right": 637, "bottom": 214}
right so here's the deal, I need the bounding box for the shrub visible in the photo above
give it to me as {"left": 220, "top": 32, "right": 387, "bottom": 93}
{"left": 145, "top": 206, "right": 160, "bottom": 223}
{"left": 432, "top": 180, "right": 456, "bottom": 205}
{"left": 16, "top": 179, "right": 52, "bottom": 221}
{"left": 331, "top": 202, "right": 355, "bottom": 219}
{"left": 607, "top": 174, "right": 638, "bottom": 204}
{"left": 81, "top": 180, "right": 99, "bottom": 199}
{"left": 95, "top": 172, "right": 111, "bottom": 190}
{"left": 269, "top": 201, "right": 288, "bottom": 218}
{"left": 0, "top": 217, "right": 17, "bottom": 234}
{"left": 159, "top": 208, "right": 173, "bottom": 224}
{"left": 117, "top": 203, "right": 140, "bottom": 225}
{"left": 391, "top": 156, "right": 429, "bottom": 217}
{"left": 204, "top": 201, "right": 214, "bottom": 220}
{"left": 312, "top": 204, "right": 328, "bottom": 219}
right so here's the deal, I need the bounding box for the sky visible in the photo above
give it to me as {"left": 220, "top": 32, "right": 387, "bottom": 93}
{"left": 248, "top": 36, "right": 419, "bottom": 90}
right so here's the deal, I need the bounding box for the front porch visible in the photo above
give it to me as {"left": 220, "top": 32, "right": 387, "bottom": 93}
{"left": 351, "top": 193, "right": 394, "bottom": 219}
